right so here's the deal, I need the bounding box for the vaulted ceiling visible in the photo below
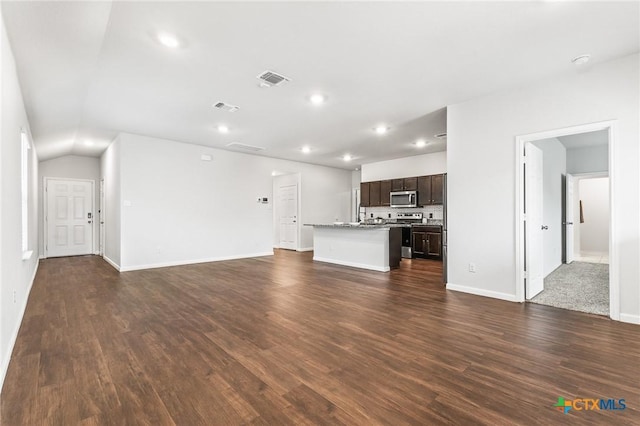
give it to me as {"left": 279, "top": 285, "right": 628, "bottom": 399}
{"left": 2, "top": 1, "right": 638, "bottom": 168}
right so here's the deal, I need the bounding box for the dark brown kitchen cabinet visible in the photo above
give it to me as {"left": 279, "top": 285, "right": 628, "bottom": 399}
{"left": 369, "top": 181, "right": 381, "bottom": 206}
{"left": 426, "top": 232, "right": 442, "bottom": 256}
{"left": 360, "top": 182, "right": 370, "bottom": 207}
{"left": 380, "top": 180, "right": 392, "bottom": 206}
{"left": 392, "top": 177, "right": 418, "bottom": 192}
{"left": 412, "top": 226, "right": 442, "bottom": 259}
{"left": 404, "top": 177, "right": 418, "bottom": 191}
{"left": 431, "top": 174, "right": 444, "bottom": 205}
{"left": 417, "top": 174, "right": 445, "bottom": 205}
{"left": 418, "top": 176, "right": 431, "bottom": 205}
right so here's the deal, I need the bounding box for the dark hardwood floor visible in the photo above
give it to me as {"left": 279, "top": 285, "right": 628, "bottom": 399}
{"left": 2, "top": 251, "right": 639, "bottom": 425}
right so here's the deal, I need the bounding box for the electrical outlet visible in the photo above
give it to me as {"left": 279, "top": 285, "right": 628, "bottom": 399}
{"left": 469, "top": 263, "right": 476, "bottom": 273}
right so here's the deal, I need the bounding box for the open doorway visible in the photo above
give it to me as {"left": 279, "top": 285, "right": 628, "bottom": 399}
{"left": 515, "top": 121, "right": 618, "bottom": 319}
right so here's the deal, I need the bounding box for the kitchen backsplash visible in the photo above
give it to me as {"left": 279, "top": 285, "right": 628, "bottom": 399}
{"left": 364, "top": 205, "right": 443, "bottom": 220}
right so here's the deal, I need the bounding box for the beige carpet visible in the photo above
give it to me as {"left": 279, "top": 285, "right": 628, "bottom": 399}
{"left": 530, "top": 262, "right": 609, "bottom": 316}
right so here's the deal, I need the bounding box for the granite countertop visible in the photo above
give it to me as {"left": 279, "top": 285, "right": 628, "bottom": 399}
{"left": 304, "top": 223, "right": 403, "bottom": 229}
{"left": 305, "top": 220, "right": 443, "bottom": 229}
{"left": 411, "top": 221, "right": 443, "bottom": 227}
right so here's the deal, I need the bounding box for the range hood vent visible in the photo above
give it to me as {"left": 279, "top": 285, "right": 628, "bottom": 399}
{"left": 257, "top": 70, "right": 290, "bottom": 87}
{"left": 226, "top": 142, "right": 265, "bottom": 152}
{"left": 213, "top": 102, "right": 239, "bottom": 112}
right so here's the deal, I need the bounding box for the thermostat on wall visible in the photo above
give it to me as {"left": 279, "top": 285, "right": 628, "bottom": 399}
{"left": 257, "top": 197, "right": 269, "bottom": 204}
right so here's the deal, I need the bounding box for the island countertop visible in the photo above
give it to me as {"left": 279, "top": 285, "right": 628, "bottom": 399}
{"left": 304, "top": 223, "right": 408, "bottom": 229}
{"left": 305, "top": 224, "right": 402, "bottom": 272}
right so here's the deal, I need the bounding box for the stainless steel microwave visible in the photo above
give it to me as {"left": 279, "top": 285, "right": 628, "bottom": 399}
{"left": 390, "top": 191, "right": 418, "bottom": 208}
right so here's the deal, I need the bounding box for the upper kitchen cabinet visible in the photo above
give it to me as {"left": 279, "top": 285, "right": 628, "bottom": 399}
{"left": 369, "top": 181, "right": 381, "bottom": 206}
{"left": 392, "top": 177, "right": 418, "bottom": 192}
{"left": 418, "top": 174, "right": 445, "bottom": 205}
{"left": 380, "top": 180, "right": 392, "bottom": 206}
{"left": 418, "top": 176, "right": 431, "bottom": 205}
{"left": 431, "top": 174, "right": 444, "bottom": 205}
{"left": 360, "top": 182, "right": 370, "bottom": 207}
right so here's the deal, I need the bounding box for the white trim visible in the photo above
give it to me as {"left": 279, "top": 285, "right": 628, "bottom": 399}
{"left": 103, "top": 255, "right": 121, "bottom": 271}
{"left": 446, "top": 282, "right": 518, "bottom": 302}
{"left": 619, "top": 313, "right": 640, "bottom": 325}
{"left": 312, "top": 256, "right": 390, "bottom": 272}
{"left": 514, "top": 120, "right": 620, "bottom": 321}
{"left": 0, "top": 259, "right": 39, "bottom": 392}
{"left": 119, "top": 251, "right": 274, "bottom": 272}
{"left": 21, "top": 250, "right": 33, "bottom": 261}
{"left": 43, "top": 177, "right": 96, "bottom": 258}
{"left": 296, "top": 247, "right": 314, "bottom": 252}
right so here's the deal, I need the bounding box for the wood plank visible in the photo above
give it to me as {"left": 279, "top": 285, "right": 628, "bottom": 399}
{"left": 1, "top": 252, "right": 639, "bottom": 424}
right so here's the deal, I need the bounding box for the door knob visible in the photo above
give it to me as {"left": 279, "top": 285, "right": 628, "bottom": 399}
{"left": 541, "top": 225, "right": 548, "bottom": 230}
{"left": 88, "top": 221, "right": 92, "bottom": 224}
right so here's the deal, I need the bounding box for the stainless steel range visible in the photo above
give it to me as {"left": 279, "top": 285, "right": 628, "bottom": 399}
{"left": 395, "top": 212, "right": 423, "bottom": 258}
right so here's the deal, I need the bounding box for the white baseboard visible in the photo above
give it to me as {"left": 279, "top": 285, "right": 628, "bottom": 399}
{"left": 297, "top": 247, "right": 313, "bottom": 252}
{"left": 103, "top": 255, "right": 121, "bottom": 271}
{"left": 119, "top": 251, "right": 274, "bottom": 272}
{"left": 620, "top": 313, "right": 640, "bottom": 325}
{"left": 1, "top": 259, "right": 39, "bottom": 393}
{"left": 312, "top": 256, "right": 390, "bottom": 272}
{"left": 446, "top": 282, "right": 517, "bottom": 302}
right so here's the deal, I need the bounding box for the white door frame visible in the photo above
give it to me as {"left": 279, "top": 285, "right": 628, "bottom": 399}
{"left": 99, "top": 178, "right": 105, "bottom": 256}
{"left": 514, "top": 120, "right": 619, "bottom": 320}
{"left": 43, "top": 177, "right": 96, "bottom": 258}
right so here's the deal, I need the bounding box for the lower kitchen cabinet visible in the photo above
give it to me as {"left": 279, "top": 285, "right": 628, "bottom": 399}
{"left": 411, "top": 226, "right": 442, "bottom": 259}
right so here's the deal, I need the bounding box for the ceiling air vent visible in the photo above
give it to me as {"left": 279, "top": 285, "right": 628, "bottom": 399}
{"left": 434, "top": 133, "right": 447, "bottom": 139}
{"left": 257, "top": 70, "right": 290, "bottom": 87}
{"left": 213, "top": 102, "right": 239, "bottom": 112}
{"left": 226, "top": 142, "right": 265, "bottom": 152}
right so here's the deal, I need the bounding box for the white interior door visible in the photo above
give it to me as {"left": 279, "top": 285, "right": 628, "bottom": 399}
{"left": 525, "top": 144, "right": 544, "bottom": 299}
{"left": 279, "top": 184, "right": 298, "bottom": 250}
{"left": 46, "top": 179, "right": 94, "bottom": 257}
{"left": 565, "top": 174, "right": 575, "bottom": 263}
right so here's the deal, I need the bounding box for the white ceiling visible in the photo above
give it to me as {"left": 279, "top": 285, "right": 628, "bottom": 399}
{"left": 2, "top": 1, "right": 638, "bottom": 169}
{"left": 557, "top": 129, "right": 609, "bottom": 149}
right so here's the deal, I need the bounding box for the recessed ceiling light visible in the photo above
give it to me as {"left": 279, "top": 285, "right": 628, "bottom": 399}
{"left": 217, "top": 125, "right": 229, "bottom": 134}
{"left": 374, "top": 125, "right": 389, "bottom": 135}
{"left": 571, "top": 54, "right": 591, "bottom": 66}
{"left": 84, "top": 140, "right": 94, "bottom": 146}
{"left": 309, "top": 93, "right": 326, "bottom": 105}
{"left": 158, "top": 32, "right": 180, "bottom": 49}
{"left": 343, "top": 154, "right": 352, "bottom": 162}
{"left": 301, "top": 146, "right": 311, "bottom": 154}
{"left": 355, "top": 167, "right": 360, "bottom": 171}
{"left": 271, "top": 171, "right": 277, "bottom": 176}
{"left": 415, "top": 139, "right": 427, "bottom": 148}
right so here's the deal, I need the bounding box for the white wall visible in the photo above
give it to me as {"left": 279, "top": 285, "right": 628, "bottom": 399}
{"left": 361, "top": 151, "right": 446, "bottom": 182}
{"left": 566, "top": 145, "right": 608, "bottom": 174}
{"left": 0, "top": 13, "right": 39, "bottom": 390}
{"left": 351, "top": 169, "right": 361, "bottom": 189}
{"left": 114, "top": 133, "right": 351, "bottom": 270}
{"left": 579, "top": 177, "right": 609, "bottom": 254}
{"left": 447, "top": 53, "right": 639, "bottom": 322}
{"left": 532, "top": 138, "right": 566, "bottom": 277}
{"left": 100, "top": 137, "right": 121, "bottom": 268}
{"left": 38, "top": 155, "right": 101, "bottom": 256}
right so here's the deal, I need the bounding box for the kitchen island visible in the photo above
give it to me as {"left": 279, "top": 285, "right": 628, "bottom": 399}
{"left": 304, "top": 224, "right": 402, "bottom": 272}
